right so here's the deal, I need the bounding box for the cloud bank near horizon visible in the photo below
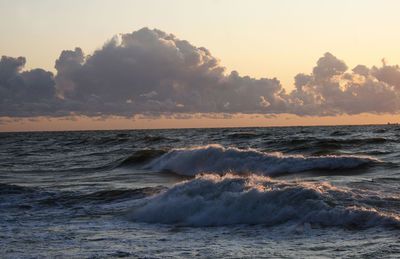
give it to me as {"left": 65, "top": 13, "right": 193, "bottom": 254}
{"left": 1, "top": 27, "right": 400, "bottom": 119}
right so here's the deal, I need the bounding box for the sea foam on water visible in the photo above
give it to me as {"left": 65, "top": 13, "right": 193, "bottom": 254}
{"left": 130, "top": 174, "right": 400, "bottom": 228}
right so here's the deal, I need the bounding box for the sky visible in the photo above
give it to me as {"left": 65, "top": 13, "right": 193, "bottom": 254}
{"left": 1, "top": 0, "right": 400, "bottom": 131}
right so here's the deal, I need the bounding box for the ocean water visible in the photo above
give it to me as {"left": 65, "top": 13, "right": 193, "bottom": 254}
{"left": 1, "top": 125, "right": 400, "bottom": 258}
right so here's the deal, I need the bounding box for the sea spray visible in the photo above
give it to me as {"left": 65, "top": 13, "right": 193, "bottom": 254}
{"left": 130, "top": 174, "right": 400, "bottom": 228}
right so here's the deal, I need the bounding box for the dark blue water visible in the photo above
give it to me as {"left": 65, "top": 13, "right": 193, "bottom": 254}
{"left": 1, "top": 125, "right": 400, "bottom": 258}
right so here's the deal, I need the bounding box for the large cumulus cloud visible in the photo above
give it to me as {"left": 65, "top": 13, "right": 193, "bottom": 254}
{"left": 54, "top": 28, "right": 287, "bottom": 117}
{"left": 1, "top": 27, "right": 400, "bottom": 118}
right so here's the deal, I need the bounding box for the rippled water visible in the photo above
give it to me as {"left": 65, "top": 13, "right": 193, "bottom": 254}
{"left": 1, "top": 125, "right": 400, "bottom": 258}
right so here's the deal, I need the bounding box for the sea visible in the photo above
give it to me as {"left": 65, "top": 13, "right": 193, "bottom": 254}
{"left": 1, "top": 125, "right": 400, "bottom": 258}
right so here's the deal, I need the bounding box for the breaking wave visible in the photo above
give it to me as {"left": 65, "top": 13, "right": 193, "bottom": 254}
{"left": 143, "top": 144, "right": 379, "bottom": 176}
{"left": 130, "top": 174, "right": 400, "bottom": 228}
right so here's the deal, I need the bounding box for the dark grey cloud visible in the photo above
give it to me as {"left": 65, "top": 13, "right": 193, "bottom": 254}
{"left": 0, "top": 55, "right": 67, "bottom": 117}
{"left": 1, "top": 28, "right": 400, "bottom": 119}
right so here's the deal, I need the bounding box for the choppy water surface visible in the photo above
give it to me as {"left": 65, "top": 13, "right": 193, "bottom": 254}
{"left": 1, "top": 125, "right": 400, "bottom": 258}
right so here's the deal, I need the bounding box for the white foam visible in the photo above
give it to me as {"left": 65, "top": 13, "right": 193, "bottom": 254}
{"left": 143, "top": 144, "right": 379, "bottom": 176}
{"left": 130, "top": 174, "right": 400, "bottom": 227}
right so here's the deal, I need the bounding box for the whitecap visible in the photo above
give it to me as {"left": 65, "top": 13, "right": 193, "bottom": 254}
{"left": 130, "top": 174, "right": 400, "bottom": 228}
{"left": 143, "top": 144, "right": 379, "bottom": 176}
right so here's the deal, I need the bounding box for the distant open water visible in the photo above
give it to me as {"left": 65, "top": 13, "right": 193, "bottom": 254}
{"left": 1, "top": 125, "right": 400, "bottom": 258}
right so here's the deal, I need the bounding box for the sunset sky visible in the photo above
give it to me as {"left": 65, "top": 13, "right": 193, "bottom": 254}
{"left": 1, "top": 0, "right": 400, "bottom": 131}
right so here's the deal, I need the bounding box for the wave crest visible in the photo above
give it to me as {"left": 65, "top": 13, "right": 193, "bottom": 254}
{"left": 143, "top": 144, "right": 379, "bottom": 176}
{"left": 130, "top": 174, "right": 400, "bottom": 228}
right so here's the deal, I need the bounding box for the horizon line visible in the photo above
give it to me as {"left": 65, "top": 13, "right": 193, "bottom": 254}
{"left": 1, "top": 122, "right": 396, "bottom": 134}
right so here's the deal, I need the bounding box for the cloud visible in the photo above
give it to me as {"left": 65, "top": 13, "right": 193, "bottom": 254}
{"left": 53, "top": 28, "right": 288, "bottom": 117}
{"left": 0, "top": 56, "right": 67, "bottom": 117}
{"left": 289, "top": 52, "right": 400, "bottom": 115}
{"left": 1, "top": 28, "right": 400, "bottom": 119}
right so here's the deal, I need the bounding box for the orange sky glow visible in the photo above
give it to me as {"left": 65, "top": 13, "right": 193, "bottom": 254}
{"left": 1, "top": 1, "right": 400, "bottom": 132}
{"left": 2, "top": 113, "right": 400, "bottom": 132}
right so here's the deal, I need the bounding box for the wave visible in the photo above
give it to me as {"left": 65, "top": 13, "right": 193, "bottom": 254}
{"left": 330, "top": 130, "right": 350, "bottom": 136}
{"left": 38, "top": 186, "right": 165, "bottom": 206}
{"left": 0, "top": 183, "right": 165, "bottom": 209}
{"left": 337, "top": 137, "right": 388, "bottom": 145}
{"left": 26, "top": 149, "right": 168, "bottom": 173}
{"left": 283, "top": 137, "right": 390, "bottom": 155}
{"left": 288, "top": 137, "right": 389, "bottom": 147}
{"left": 141, "top": 135, "right": 178, "bottom": 143}
{"left": 76, "top": 136, "right": 130, "bottom": 145}
{"left": 142, "top": 135, "right": 168, "bottom": 142}
{"left": 143, "top": 144, "right": 379, "bottom": 176}
{"left": 0, "top": 183, "right": 36, "bottom": 195}
{"left": 118, "top": 149, "right": 167, "bottom": 167}
{"left": 227, "top": 132, "right": 260, "bottom": 139}
{"left": 130, "top": 174, "right": 400, "bottom": 228}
